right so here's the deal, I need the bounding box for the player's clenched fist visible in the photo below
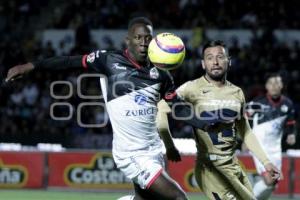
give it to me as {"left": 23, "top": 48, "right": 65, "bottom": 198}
{"left": 6, "top": 62, "right": 35, "bottom": 82}
{"left": 166, "top": 146, "right": 181, "bottom": 162}
{"left": 264, "top": 163, "right": 281, "bottom": 185}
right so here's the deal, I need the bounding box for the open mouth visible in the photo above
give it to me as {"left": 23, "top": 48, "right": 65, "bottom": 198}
{"left": 212, "top": 68, "right": 222, "bottom": 72}
{"left": 139, "top": 51, "right": 147, "bottom": 56}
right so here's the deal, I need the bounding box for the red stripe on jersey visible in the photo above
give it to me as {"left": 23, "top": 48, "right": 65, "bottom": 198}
{"left": 165, "top": 92, "right": 177, "bottom": 100}
{"left": 286, "top": 120, "right": 296, "bottom": 126}
{"left": 146, "top": 168, "right": 163, "bottom": 189}
{"left": 123, "top": 49, "right": 141, "bottom": 69}
{"left": 82, "top": 55, "right": 88, "bottom": 68}
{"left": 266, "top": 94, "right": 283, "bottom": 107}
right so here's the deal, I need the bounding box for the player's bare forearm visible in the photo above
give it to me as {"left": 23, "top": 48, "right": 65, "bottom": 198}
{"left": 157, "top": 101, "right": 181, "bottom": 162}
{"left": 157, "top": 100, "right": 175, "bottom": 148}
{"left": 159, "top": 128, "right": 176, "bottom": 148}
{"left": 166, "top": 146, "right": 181, "bottom": 162}
{"left": 157, "top": 112, "right": 176, "bottom": 149}
{"left": 237, "top": 117, "right": 271, "bottom": 166}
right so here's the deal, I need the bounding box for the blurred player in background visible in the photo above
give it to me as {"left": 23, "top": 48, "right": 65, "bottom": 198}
{"left": 158, "top": 40, "right": 280, "bottom": 200}
{"left": 246, "top": 73, "right": 297, "bottom": 200}
{"left": 5, "top": 17, "right": 212, "bottom": 200}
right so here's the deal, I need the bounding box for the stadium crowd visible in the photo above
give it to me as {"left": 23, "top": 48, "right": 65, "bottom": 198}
{"left": 0, "top": 0, "right": 299, "bottom": 150}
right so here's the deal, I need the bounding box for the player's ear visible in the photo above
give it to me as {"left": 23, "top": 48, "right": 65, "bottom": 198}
{"left": 201, "top": 59, "right": 205, "bottom": 70}
{"left": 125, "top": 36, "right": 129, "bottom": 47}
{"left": 265, "top": 82, "right": 269, "bottom": 90}
{"left": 228, "top": 56, "right": 232, "bottom": 66}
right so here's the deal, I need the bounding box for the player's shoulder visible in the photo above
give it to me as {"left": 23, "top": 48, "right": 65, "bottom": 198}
{"left": 87, "top": 49, "right": 123, "bottom": 60}
{"left": 177, "top": 77, "right": 202, "bottom": 92}
{"left": 157, "top": 99, "right": 171, "bottom": 113}
{"left": 98, "top": 49, "right": 123, "bottom": 57}
{"left": 226, "top": 80, "right": 240, "bottom": 89}
{"left": 186, "top": 76, "right": 206, "bottom": 87}
{"left": 226, "top": 80, "right": 245, "bottom": 95}
{"left": 282, "top": 95, "right": 294, "bottom": 106}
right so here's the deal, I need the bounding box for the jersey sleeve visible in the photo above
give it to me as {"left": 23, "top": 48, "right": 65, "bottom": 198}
{"left": 157, "top": 99, "right": 171, "bottom": 114}
{"left": 175, "top": 81, "right": 191, "bottom": 101}
{"left": 285, "top": 99, "right": 297, "bottom": 135}
{"left": 82, "top": 50, "right": 108, "bottom": 73}
{"left": 236, "top": 90, "right": 271, "bottom": 166}
{"left": 162, "top": 80, "right": 209, "bottom": 130}
{"left": 33, "top": 56, "right": 83, "bottom": 70}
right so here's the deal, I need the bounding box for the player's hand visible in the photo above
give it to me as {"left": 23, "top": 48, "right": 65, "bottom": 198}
{"left": 286, "top": 134, "right": 296, "bottom": 145}
{"left": 5, "top": 63, "right": 35, "bottom": 82}
{"left": 166, "top": 147, "right": 181, "bottom": 162}
{"left": 264, "top": 163, "right": 280, "bottom": 185}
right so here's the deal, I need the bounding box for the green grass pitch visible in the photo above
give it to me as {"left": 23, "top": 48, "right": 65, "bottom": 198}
{"left": 0, "top": 189, "right": 293, "bottom": 200}
{"left": 2, "top": 190, "right": 204, "bottom": 200}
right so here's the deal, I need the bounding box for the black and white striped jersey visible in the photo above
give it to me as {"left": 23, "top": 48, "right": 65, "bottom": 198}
{"left": 247, "top": 94, "right": 296, "bottom": 153}
{"left": 82, "top": 49, "right": 175, "bottom": 158}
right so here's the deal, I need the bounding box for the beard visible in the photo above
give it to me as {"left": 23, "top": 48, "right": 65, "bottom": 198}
{"left": 206, "top": 70, "right": 226, "bottom": 81}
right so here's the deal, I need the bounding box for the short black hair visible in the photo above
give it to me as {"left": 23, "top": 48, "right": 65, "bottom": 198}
{"left": 128, "top": 17, "right": 153, "bottom": 31}
{"left": 202, "top": 40, "right": 228, "bottom": 57}
{"left": 265, "top": 72, "right": 282, "bottom": 82}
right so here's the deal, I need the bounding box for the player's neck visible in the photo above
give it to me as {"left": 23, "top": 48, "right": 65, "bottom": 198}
{"left": 124, "top": 49, "right": 144, "bottom": 68}
{"left": 204, "top": 74, "right": 226, "bottom": 87}
{"left": 267, "top": 93, "right": 282, "bottom": 101}
{"left": 267, "top": 93, "right": 283, "bottom": 106}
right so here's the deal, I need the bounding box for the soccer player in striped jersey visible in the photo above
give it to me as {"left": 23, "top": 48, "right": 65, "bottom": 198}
{"left": 247, "top": 73, "right": 296, "bottom": 200}
{"left": 6, "top": 17, "right": 210, "bottom": 200}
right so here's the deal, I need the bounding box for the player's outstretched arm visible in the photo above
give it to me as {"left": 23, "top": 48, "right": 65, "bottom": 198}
{"left": 157, "top": 100, "right": 181, "bottom": 162}
{"left": 237, "top": 118, "right": 281, "bottom": 184}
{"left": 236, "top": 116, "right": 270, "bottom": 166}
{"left": 5, "top": 56, "right": 83, "bottom": 82}
{"left": 6, "top": 62, "right": 35, "bottom": 82}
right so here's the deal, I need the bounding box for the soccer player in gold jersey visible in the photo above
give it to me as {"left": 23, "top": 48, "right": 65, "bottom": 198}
{"left": 157, "top": 40, "right": 280, "bottom": 200}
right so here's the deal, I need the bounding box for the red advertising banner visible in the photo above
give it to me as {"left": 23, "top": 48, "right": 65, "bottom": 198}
{"left": 293, "top": 157, "right": 300, "bottom": 194}
{"left": 0, "top": 152, "right": 44, "bottom": 188}
{"left": 168, "top": 154, "right": 298, "bottom": 195}
{"left": 48, "top": 152, "right": 132, "bottom": 189}
{"left": 168, "top": 155, "right": 199, "bottom": 192}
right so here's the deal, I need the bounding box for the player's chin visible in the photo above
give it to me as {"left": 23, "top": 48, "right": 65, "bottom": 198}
{"left": 209, "top": 72, "right": 225, "bottom": 80}
{"left": 137, "top": 53, "right": 148, "bottom": 61}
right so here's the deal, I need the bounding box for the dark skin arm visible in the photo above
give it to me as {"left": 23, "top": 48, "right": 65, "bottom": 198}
{"left": 6, "top": 62, "right": 35, "bottom": 82}
{"left": 157, "top": 100, "right": 181, "bottom": 162}
{"left": 6, "top": 56, "right": 83, "bottom": 82}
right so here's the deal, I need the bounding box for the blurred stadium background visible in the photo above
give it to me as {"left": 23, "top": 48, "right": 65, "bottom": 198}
{"left": 0, "top": 0, "right": 300, "bottom": 199}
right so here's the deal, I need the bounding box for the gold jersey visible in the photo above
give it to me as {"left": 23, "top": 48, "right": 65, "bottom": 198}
{"left": 176, "top": 76, "right": 248, "bottom": 156}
